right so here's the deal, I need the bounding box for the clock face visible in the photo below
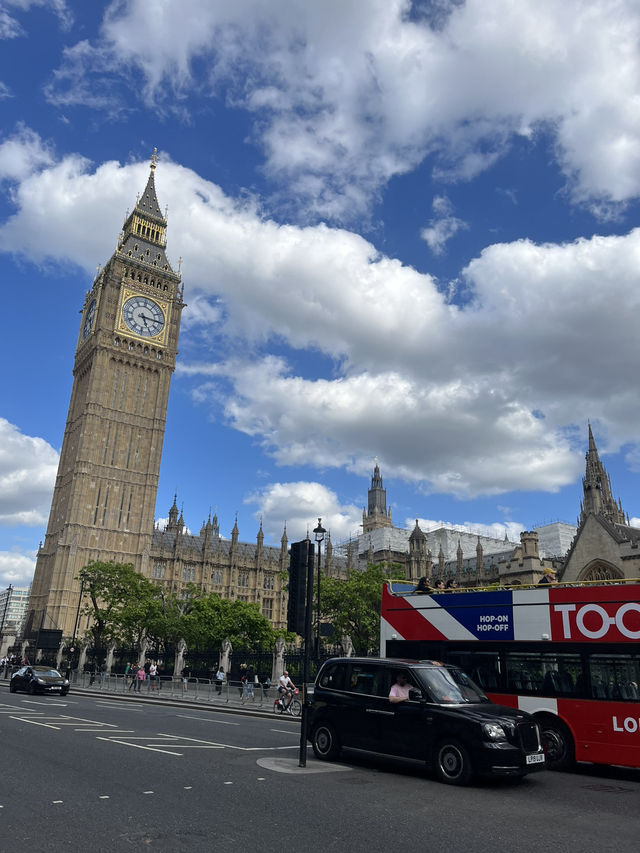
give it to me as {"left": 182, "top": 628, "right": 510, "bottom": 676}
{"left": 82, "top": 299, "right": 97, "bottom": 340}
{"left": 121, "top": 296, "right": 165, "bottom": 338}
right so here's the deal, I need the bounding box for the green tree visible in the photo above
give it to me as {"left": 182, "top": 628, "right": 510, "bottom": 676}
{"left": 144, "top": 588, "right": 190, "bottom": 658}
{"left": 78, "top": 560, "right": 157, "bottom": 658}
{"left": 321, "top": 563, "right": 405, "bottom": 655}
{"left": 181, "top": 593, "right": 276, "bottom": 651}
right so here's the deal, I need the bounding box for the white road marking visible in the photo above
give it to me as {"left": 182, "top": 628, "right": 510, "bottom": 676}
{"left": 99, "top": 796, "right": 110, "bottom": 799}
{"left": 52, "top": 801, "right": 63, "bottom": 804}
{"left": 157, "top": 733, "right": 298, "bottom": 752}
{"left": 175, "top": 714, "right": 239, "bottom": 725}
{"left": 143, "top": 791, "right": 154, "bottom": 795}
{"left": 60, "top": 715, "right": 120, "bottom": 726}
{"left": 10, "top": 716, "right": 60, "bottom": 729}
{"left": 0, "top": 708, "right": 43, "bottom": 715}
{"left": 184, "top": 787, "right": 192, "bottom": 790}
{"left": 75, "top": 729, "right": 136, "bottom": 733}
{"left": 157, "top": 733, "right": 228, "bottom": 745}
{"left": 271, "top": 728, "right": 299, "bottom": 734}
{"left": 95, "top": 737, "right": 183, "bottom": 756}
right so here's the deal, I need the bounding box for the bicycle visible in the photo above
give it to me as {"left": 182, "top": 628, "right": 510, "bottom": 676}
{"left": 273, "top": 687, "right": 301, "bottom": 717}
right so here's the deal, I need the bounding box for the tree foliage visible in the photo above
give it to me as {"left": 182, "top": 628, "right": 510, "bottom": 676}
{"left": 78, "top": 561, "right": 158, "bottom": 656}
{"left": 181, "top": 592, "right": 276, "bottom": 651}
{"left": 321, "top": 563, "right": 405, "bottom": 655}
{"left": 77, "top": 564, "right": 278, "bottom": 657}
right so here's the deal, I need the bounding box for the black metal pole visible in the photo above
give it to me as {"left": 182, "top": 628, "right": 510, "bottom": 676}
{"left": 71, "top": 578, "right": 85, "bottom": 667}
{"left": 298, "top": 539, "right": 314, "bottom": 767}
{"left": 313, "top": 519, "right": 326, "bottom": 662}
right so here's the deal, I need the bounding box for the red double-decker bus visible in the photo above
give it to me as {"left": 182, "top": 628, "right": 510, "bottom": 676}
{"left": 381, "top": 580, "right": 640, "bottom": 771}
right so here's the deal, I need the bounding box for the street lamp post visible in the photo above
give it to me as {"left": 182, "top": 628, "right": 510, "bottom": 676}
{"left": 313, "top": 518, "right": 326, "bottom": 661}
{"left": 70, "top": 576, "right": 85, "bottom": 671}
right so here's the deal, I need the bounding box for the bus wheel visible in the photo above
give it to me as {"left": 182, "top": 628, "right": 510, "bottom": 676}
{"left": 539, "top": 717, "right": 575, "bottom": 771}
{"left": 435, "top": 739, "right": 473, "bottom": 786}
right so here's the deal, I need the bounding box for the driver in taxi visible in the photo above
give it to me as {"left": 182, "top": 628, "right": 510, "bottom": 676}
{"left": 389, "top": 671, "right": 413, "bottom": 703}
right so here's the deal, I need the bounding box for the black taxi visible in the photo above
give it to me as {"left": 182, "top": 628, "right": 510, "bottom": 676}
{"left": 307, "top": 657, "right": 545, "bottom": 784}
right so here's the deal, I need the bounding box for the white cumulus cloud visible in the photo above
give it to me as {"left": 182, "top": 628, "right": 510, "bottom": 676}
{"left": 0, "top": 418, "right": 58, "bottom": 527}
{"left": 42, "top": 0, "right": 640, "bottom": 219}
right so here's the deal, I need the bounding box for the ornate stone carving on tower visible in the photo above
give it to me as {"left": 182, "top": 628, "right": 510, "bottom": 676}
{"left": 362, "top": 460, "right": 393, "bottom": 534}
{"left": 579, "top": 423, "right": 628, "bottom": 526}
{"left": 25, "top": 154, "right": 184, "bottom": 638}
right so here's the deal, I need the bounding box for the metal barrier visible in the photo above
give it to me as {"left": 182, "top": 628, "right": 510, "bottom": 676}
{"left": 67, "top": 671, "right": 276, "bottom": 709}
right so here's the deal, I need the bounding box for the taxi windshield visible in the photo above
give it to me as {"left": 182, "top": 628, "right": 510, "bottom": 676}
{"left": 416, "top": 666, "right": 489, "bottom": 704}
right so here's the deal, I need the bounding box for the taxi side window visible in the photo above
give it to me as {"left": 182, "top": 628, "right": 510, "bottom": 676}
{"left": 318, "top": 662, "right": 346, "bottom": 690}
{"left": 347, "top": 663, "right": 384, "bottom": 696}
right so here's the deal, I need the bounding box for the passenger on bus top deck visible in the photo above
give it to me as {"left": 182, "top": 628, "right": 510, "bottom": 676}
{"left": 415, "top": 577, "right": 431, "bottom": 594}
{"left": 445, "top": 579, "right": 458, "bottom": 589}
{"left": 538, "top": 567, "right": 558, "bottom": 585}
{"left": 434, "top": 579, "right": 445, "bottom": 590}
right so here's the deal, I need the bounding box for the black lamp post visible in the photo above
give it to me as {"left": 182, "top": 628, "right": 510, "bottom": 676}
{"left": 70, "top": 576, "right": 86, "bottom": 670}
{"left": 313, "top": 518, "right": 326, "bottom": 661}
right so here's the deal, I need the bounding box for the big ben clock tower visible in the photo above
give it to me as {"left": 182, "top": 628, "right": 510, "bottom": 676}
{"left": 25, "top": 151, "right": 184, "bottom": 639}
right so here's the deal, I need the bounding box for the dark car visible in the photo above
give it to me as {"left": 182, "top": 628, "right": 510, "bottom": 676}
{"left": 10, "top": 666, "right": 70, "bottom": 696}
{"left": 307, "top": 657, "right": 545, "bottom": 785}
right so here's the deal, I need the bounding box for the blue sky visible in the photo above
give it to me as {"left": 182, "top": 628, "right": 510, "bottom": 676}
{"left": 2, "top": 0, "right": 640, "bottom": 588}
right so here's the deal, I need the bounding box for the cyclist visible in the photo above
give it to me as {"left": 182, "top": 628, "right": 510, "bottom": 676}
{"left": 278, "top": 670, "right": 296, "bottom": 710}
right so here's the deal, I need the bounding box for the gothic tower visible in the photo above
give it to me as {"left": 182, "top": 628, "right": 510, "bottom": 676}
{"left": 362, "top": 460, "right": 393, "bottom": 534}
{"left": 579, "top": 423, "right": 628, "bottom": 527}
{"left": 25, "top": 153, "right": 184, "bottom": 638}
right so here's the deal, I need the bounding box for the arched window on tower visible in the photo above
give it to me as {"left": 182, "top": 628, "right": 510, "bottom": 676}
{"left": 578, "top": 563, "right": 623, "bottom": 583}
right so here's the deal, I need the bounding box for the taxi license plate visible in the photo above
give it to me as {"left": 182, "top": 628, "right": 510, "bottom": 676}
{"left": 50, "top": 687, "right": 61, "bottom": 691}
{"left": 526, "top": 753, "right": 545, "bottom": 765}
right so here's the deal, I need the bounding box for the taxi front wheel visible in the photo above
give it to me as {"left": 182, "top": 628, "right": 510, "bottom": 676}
{"left": 311, "top": 722, "right": 341, "bottom": 761}
{"left": 435, "top": 738, "right": 473, "bottom": 786}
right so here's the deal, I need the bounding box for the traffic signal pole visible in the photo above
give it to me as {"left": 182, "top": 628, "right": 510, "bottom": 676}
{"left": 298, "top": 539, "right": 314, "bottom": 767}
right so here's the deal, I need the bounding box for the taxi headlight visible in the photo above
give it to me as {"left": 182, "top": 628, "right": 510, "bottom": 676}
{"left": 482, "top": 722, "right": 507, "bottom": 741}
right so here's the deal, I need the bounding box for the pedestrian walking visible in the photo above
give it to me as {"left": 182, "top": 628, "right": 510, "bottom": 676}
{"left": 181, "top": 665, "right": 190, "bottom": 692}
{"left": 135, "top": 666, "right": 146, "bottom": 692}
{"left": 244, "top": 664, "right": 255, "bottom": 700}
{"left": 215, "top": 666, "right": 225, "bottom": 694}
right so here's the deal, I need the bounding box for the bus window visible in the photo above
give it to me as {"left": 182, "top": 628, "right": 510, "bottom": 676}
{"left": 505, "top": 652, "right": 581, "bottom": 697}
{"left": 589, "top": 655, "right": 640, "bottom": 701}
{"left": 447, "top": 651, "right": 501, "bottom": 691}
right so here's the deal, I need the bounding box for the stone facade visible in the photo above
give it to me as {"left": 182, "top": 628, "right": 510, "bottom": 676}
{"left": 25, "top": 155, "right": 184, "bottom": 639}
{"left": 562, "top": 425, "right": 640, "bottom": 582}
